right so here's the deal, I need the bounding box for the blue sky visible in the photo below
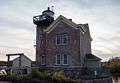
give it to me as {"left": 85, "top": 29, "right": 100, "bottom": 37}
{"left": 0, "top": 0, "right": 120, "bottom": 61}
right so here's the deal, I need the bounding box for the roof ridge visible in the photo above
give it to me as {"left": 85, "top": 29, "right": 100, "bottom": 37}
{"left": 44, "top": 15, "right": 85, "bottom": 33}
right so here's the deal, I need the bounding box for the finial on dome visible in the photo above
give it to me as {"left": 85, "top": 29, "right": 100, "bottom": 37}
{"left": 48, "top": 7, "right": 50, "bottom": 10}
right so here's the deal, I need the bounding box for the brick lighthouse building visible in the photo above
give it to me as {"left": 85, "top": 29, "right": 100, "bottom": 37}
{"left": 33, "top": 7, "right": 101, "bottom": 70}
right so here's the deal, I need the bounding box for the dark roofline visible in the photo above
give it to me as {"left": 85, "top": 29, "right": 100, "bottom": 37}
{"left": 12, "top": 55, "right": 32, "bottom": 61}
{"left": 6, "top": 53, "right": 24, "bottom": 56}
{"left": 85, "top": 53, "right": 101, "bottom": 61}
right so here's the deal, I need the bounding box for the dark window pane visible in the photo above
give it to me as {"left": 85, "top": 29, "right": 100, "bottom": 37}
{"left": 63, "top": 54, "right": 68, "bottom": 64}
{"left": 56, "top": 35, "right": 61, "bottom": 45}
{"left": 62, "top": 34, "right": 68, "bottom": 45}
{"left": 41, "top": 56, "right": 45, "bottom": 65}
{"left": 56, "top": 54, "right": 61, "bottom": 64}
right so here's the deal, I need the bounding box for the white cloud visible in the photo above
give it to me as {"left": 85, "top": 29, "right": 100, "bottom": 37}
{"left": 0, "top": 0, "right": 120, "bottom": 61}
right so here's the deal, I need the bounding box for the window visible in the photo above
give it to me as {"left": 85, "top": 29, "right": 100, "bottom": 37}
{"left": 56, "top": 54, "right": 61, "bottom": 65}
{"left": 56, "top": 34, "right": 68, "bottom": 45}
{"left": 56, "top": 53, "right": 68, "bottom": 65}
{"left": 56, "top": 35, "right": 61, "bottom": 45}
{"left": 62, "top": 34, "right": 68, "bottom": 45}
{"left": 63, "top": 54, "right": 68, "bottom": 65}
{"left": 41, "top": 55, "right": 45, "bottom": 65}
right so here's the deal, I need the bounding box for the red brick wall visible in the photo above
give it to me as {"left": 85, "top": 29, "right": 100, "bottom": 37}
{"left": 45, "top": 22, "right": 81, "bottom": 67}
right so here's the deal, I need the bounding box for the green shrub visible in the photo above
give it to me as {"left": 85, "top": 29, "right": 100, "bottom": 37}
{"left": 3, "top": 70, "right": 80, "bottom": 82}
{"left": 50, "top": 71, "right": 71, "bottom": 81}
{"left": 27, "top": 71, "right": 72, "bottom": 81}
{"left": 4, "top": 73, "right": 26, "bottom": 80}
{"left": 27, "top": 71, "right": 51, "bottom": 80}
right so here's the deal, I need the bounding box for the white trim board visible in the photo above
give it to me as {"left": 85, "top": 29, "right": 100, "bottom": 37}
{"left": 44, "top": 15, "right": 85, "bottom": 34}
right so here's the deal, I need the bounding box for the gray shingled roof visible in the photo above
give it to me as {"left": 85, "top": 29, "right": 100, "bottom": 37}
{"left": 85, "top": 53, "right": 101, "bottom": 61}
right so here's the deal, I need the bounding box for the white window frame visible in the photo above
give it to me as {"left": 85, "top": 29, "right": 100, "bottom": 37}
{"left": 62, "top": 54, "right": 68, "bottom": 65}
{"left": 41, "top": 55, "right": 45, "bottom": 65}
{"left": 56, "top": 34, "right": 61, "bottom": 45}
{"left": 56, "top": 53, "right": 68, "bottom": 65}
{"left": 55, "top": 33, "right": 68, "bottom": 45}
{"left": 56, "top": 54, "right": 61, "bottom": 65}
{"left": 62, "top": 34, "right": 68, "bottom": 45}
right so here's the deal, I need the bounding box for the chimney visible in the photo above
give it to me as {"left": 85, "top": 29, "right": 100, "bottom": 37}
{"left": 69, "top": 19, "right": 72, "bottom": 21}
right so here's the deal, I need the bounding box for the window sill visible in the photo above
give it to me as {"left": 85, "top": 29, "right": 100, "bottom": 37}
{"left": 55, "top": 64, "right": 68, "bottom": 66}
{"left": 41, "top": 64, "right": 45, "bottom": 65}
{"left": 55, "top": 64, "right": 61, "bottom": 66}
{"left": 62, "top": 64, "right": 68, "bottom": 66}
{"left": 56, "top": 44, "right": 68, "bottom": 46}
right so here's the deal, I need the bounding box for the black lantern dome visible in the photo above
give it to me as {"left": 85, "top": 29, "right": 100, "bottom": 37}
{"left": 33, "top": 7, "right": 54, "bottom": 25}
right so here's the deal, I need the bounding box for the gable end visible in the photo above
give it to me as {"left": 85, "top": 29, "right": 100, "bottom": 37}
{"left": 44, "top": 15, "right": 83, "bottom": 34}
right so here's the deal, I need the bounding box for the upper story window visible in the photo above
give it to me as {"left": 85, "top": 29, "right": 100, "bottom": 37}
{"left": 56, "top": 34, "right": 61, "bottom": 45}
{"left": 62, "top": 34, "right": 68, "bottom": 45}
{"left": 56, "top": 33, "right": 68, "bottom": 45}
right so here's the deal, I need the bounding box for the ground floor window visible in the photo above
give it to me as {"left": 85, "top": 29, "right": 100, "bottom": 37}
{"left": 41, "top": 55, "right": 45, "bottom": 65}
{"left": 56, "top": 54, "right": 61, "bottom": 65}
{"left": 63, "top": 54, "right": 68, "bottom": 65}
{"left": 56, "top": 53, "right": 68, "bottom": 65}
